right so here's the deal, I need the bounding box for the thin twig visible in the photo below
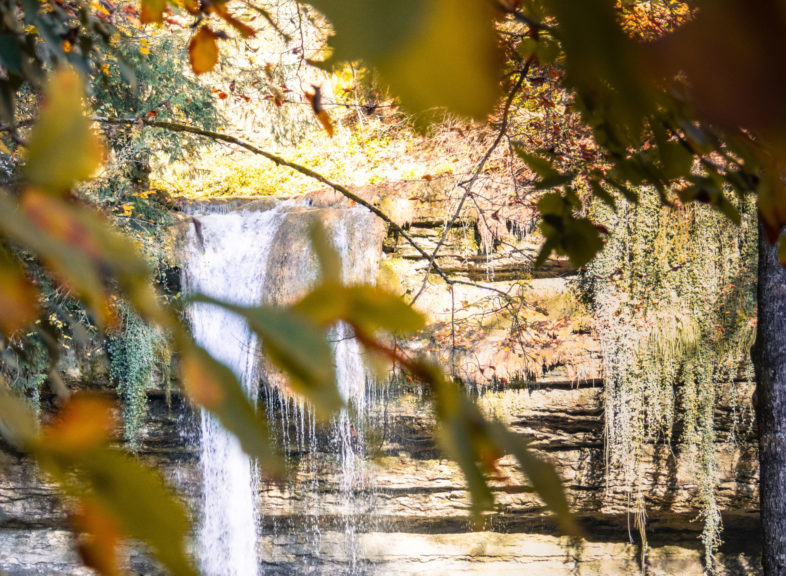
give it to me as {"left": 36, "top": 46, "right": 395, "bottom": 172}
{"left": 411, "top": 62, "right": 532, "bottom": 304}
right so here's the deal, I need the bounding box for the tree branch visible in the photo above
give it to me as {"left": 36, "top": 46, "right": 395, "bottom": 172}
{"left": 93, "top": 116, "right": 454, "bottom": 284}
{"left": 410, "top": 62, "right": 532, "bottom": 304}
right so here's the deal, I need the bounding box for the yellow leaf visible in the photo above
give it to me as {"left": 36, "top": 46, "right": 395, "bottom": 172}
{"left": 23, "top": 68, "right": 105, "bottom": 194}
{"left": 180, "top": 348, "right": 225, "bottom": 409}
{"left": 179, "top": 343, "right": 283, "bottom": 474}
{"left": 310, "top": 0, "right": 501, "bottom": 119}
{"left": 140, "top": 0, "right": 167, "bottom": 24}
{"left": 90, "top": 1, "right": 110, "bottom": 16}
{"left": 0, "top": 191, "right": 169, "bottom": 329}
{"left": 188, "top": 26, "right": 219, "bottom": 75}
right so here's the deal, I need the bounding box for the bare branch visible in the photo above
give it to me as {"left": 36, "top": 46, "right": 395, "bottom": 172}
{"left": 411, "top": 62, "right": 532, "bottom": 304}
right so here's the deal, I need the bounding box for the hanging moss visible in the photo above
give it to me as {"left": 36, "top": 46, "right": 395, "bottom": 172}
{"left": 580, "top": 191, "right": 757, "bottom": 571}
{"left": 106, "top": 304, "right": 170, "bottom": 450}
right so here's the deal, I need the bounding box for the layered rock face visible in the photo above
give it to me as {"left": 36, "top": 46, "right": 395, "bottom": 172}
{"left": 0, "top": 195, "right": 761, "bottom": 575}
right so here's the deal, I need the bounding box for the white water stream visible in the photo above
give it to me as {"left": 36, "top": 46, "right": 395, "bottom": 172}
{"left": 183, "top": 207, "right": 286, "bottom": 576}
{"left": 183, "top": 204, "right": 382, "bottom": 575}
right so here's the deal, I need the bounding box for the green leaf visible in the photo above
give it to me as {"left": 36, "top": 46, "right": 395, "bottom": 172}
{"left": 308, "top": 0, "right": 501, "bottom": 119}
{"left": 180, "top": 344, "right": 283, "bottom": 471}
{"left": 536, "top": 192, "right": 567, "bottom": 216}
{"left": 486, "top": 421, "right": 578, "bottom": 535}
{"left": 427, "top": 364, "right": 575, "bottom": 526}
{"left": 535, "top": 36, "right": 561, "bottom": 66}
{"left": 189, "top": 295, "right": 341, "bottom": 416}
{"left": 23, "top": 68, "right": 104, "bottom": 194}
{"left": 309, "top": 219, "right": 341, "bottom": 283}
{"left": 516, "top": 37, "right": 538, "bottom": 60}
{"left": 534, "top": 236, "right": 559, "bottom": 268}
{"left": 426, "top": 363, "right": 496, "bottom": 515}
{"left": 654, "top": 129, "right": 694, "bottom": 181}
{"left": 516, "top": 149, "right": 574, "bottom": 190}
{"left": 589, "top": 179, "right": 616, "bottom": 208}
{"left": 294, "top": 283, "right": 426, "bottom": 335}
{"left": 516, "top": 149, "right": 559, "bottom": 180}
{"left": 536, "top": 193, "right": 604, "bottom": 267}
{"left": 562, "top": 218, "right": 604, "bottom": 267}
{"left": 548, "top": 0, "right": 650, "bottom": 145}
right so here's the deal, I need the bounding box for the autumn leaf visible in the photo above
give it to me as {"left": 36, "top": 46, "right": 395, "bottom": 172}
{"left": 73, "top": 502, "right": 122, "bottom": 576}
{"left": 41, "top": 393, "right": 115, "bottom": 455}
{"left": 0, "top": 247, "right": 38, "bottom": 336}
{"left": 189, "top": 26, "right": 219, "bottom": 75}
{"left": 208, "top": 1, "right": 255, "bottom": 37}
{"left": 23, "top": 68, "right": 105, "bottom": 195}
{"left": 140, "top": 0, "right": 166, "bottom": 23}
{"left": 308, "top": 0, "right": 501, "bottom": 119}
{"left": 180, "top": 343, "right": 283, "bottom": 474}
{"left": 305, "top": 86, "right": 334, "bottom": 137}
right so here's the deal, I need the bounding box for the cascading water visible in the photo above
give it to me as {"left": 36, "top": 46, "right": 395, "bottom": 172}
{"left": 183, "top": 206, "right": 286, "bottom": 576}
{"left": 183, "top": 202, "right": 384, "bottom": 575}
{"left": 259, "top": 208, "right": 384, "bottom": 574}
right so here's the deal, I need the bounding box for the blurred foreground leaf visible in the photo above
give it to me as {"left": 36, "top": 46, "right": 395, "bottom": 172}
{"left": 180, "top": 343, "right": 283, "bottom": 473}
{"left": 536, "top": 192, "right": 603, "bottom": 268}
{"left": 0, "top": 247, "right": 38, "bottom": 337}
{"left": 189, "top": 27, "right": 219, "bottom": 75}
{"left": 383, "top": 357, "right": 576, "bottom": 532}
{"left": 0, "top": 392, "right": 199, "bottom": 576}
{"left": 295, "top": 283, "right": 425, "bottom": 335}
{"left": 0, "top": 191, "right": 167, "bottom": 329}
{"left": 306, "top": 0, "right": 501, "bottom": 119}
{"left": 189, "top": 295, "right": 340, "bottom": 416}
{"left": 23, "top": 68, "right": 105, "bottom": 194}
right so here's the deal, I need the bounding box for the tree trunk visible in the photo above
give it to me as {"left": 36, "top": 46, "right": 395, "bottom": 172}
{"left": 754, "top": 224, "right": 786, "bottom": 575}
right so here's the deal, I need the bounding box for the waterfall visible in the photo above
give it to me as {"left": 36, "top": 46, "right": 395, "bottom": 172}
{"left": 183, "top": 202, "right": 383, "bottom": 575}
{"left": 183, "top": 207, "right": 286, "bottom": 576}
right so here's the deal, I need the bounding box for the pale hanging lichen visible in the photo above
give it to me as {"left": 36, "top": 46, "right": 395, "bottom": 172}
{"left": 581, "top": 191, "right": 757, "bottom": 572}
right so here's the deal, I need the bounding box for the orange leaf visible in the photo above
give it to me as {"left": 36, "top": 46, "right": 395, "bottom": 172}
{"left": 139, "top": 0, "right": 166, "bottom": 23}
{"left": 73, "top": 502, "right": 122, "bottom": 576}
{"left": 42, "top": 393, "right": 116, "bottom": 455}
{"left": 305, "top": 88, "right": 334, "bottom": 137}
{"left": 180, "top": 348, "right": 225, "bottom": 409}
{"left": 0, "top": 249, "right": 38, "bottom": 336}
{"left": 209, "top": 2, "right": 255, "bottom": 38}
{"left": 188, "top": 26, "right": 219, "bottom": 75}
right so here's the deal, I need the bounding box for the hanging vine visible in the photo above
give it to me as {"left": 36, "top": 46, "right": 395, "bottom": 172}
{"left": 580, "top": 191, "right": 757, "bottom": 571}
{"left": 106, "top": 303, "right": 170, "bottom": 450}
